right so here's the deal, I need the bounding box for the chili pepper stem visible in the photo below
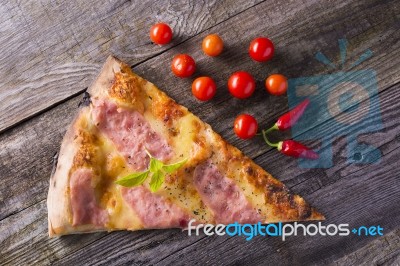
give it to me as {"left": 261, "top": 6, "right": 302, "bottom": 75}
{"left": 261, "top": 124, "right": 279, "bottom": 148}
{"left": 277, "top": 141, "right": 283, "bottom": 151}
{"left": 265, "top": 124, "right": 279, "bottom": 135}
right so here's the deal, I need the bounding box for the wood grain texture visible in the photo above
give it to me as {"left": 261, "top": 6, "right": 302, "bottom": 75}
{"left": 1, "top": 0, "right": 400, "bottom": 265}
{"left": 333, "top": 229, "right": 400, "bottom": 266}
{"left": 0, "top": 0, "right": 263, "bottom": 133}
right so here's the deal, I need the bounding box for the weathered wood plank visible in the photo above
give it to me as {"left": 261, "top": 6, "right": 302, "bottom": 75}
{"left": 0, "top": 95, "right": 81, "bottom": 221}
{"left": 0, "top": 199, "right": 108, "bottom": 265}
{"left": 1, "top": 0, "right": 399, "bottom": 264}
{"left": 0, "top": 199, "right": 209, "bottom": 265}
{"left": 0, "top": 0, "right": 263, "bottom": 133}
{"left": 333, "top": 229, "right": 400, "bottom": 266}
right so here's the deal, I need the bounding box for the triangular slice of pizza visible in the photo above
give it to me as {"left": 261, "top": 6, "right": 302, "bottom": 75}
{"left": 47, "top": 55, "right": 324, "bottom": 237}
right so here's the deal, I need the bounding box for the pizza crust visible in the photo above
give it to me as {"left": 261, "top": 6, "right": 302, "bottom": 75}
{"left": 88, "top": 55, "right": 122, "bottom": 98}
{"left": 47, "top": 111, "right": 81, "bottom": 237}
{"left": 47, "top": 56, "right": 121, "bottom": 237}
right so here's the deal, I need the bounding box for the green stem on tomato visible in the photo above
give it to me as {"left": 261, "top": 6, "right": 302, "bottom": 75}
{"left": 261, "top": 124, "right": 279, "bottom": 148}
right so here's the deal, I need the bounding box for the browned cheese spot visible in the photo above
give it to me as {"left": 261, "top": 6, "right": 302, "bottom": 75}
{"left": 109, "top": 66, "right": 146, "bottom": 113}
{"left": 152, "top": 96, "right": 185, "bottom": 126}
{"left": 71, "top": 128, "right": 100, "bottom": 172}
{"left": 241, "top": 159, "right": 312, "bottom": 220}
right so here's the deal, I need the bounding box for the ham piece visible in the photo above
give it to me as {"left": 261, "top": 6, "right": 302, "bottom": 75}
{"left": 92, "top": 99, "right": 190, "bottom": 228}
{"left": 193, "top": 162, "right": 261, "bottom": 224}
{"left": 70, "top": 168, "right": 108, "bottom": 226}
{"left": 92, "top": 99, "right": 173, "bottom": 171}
{"left": 121, "top": 186, "right": 190, "bottom": 229}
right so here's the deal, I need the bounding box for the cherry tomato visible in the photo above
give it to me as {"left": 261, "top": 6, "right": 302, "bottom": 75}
{"left": 227, "top": 71, "right": 256, "bottom": 99}
{"left": 171, "top": 54, "right": 196, "bottom": 78}
{"left": 191, "top": 77, "right": 217, "bottom": 101}
{"left": 150, "top": 23, "right": 173, "bottom": 45}
{"left": 265, "top": 74, "right": 288, "bottom": 96}
{"left": 234, "top": 114, "right": 258, "bottom": 139}
{"left": 249, "top": 37, "right": 274, "bottom": 62}
{"left": 202, "top": 34, "right": 224, "bottom": 57}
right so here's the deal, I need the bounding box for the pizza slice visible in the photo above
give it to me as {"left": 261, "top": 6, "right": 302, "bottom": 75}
{"left": 47, "top": 55, "right": 324, "bottom": 237}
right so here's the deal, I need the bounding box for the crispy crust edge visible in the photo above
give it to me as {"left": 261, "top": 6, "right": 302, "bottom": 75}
{"left": 201, "top": 122, "right": 325, "bottom": 223}
{"left": 47, "top": 56, "right": 121, "bottom": 237}
{"left": 47, "top": 110, "right": 81, "bottom": 237}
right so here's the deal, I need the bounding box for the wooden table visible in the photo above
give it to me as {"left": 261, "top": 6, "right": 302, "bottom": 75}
{"left": 1, "top": 0, "right": 399, "bottom": 265}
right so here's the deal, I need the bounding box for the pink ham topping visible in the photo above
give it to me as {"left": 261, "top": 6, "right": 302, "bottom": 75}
{"left": 121, "top": 186, "right": 190, "bottom": 229}
{"left": 70, "top": 168, "right": 108, "bottom": 226}
{"left": 92, "top": 99, "right": 173, "bottom": 171}
{"left": 193, "top": 162, "right": 262, "bottom": 224}
{"left": 92, "top": 98, "right": 190, "bottom": 228}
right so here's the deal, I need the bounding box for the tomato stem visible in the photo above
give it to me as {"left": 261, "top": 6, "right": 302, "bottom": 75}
{"left": 261, "top": 124, "right": 279, "bottom": 148}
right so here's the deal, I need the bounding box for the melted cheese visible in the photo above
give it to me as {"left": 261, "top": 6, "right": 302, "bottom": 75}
{"left": 85, "top": 69, "right": 268, "bottom": 228}
{"left": 65, "top": 59, "right": 322, "bottom": 233}
{"left": 95, "top": 134, "right": 144, "bottom": 230}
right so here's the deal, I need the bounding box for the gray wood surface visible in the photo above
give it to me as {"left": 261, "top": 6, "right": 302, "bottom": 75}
{"left": 1, "top": 0, "right": 399, "bottom": 265}
{"left": 0, "top": 0, "right": 262, "bottom": 133}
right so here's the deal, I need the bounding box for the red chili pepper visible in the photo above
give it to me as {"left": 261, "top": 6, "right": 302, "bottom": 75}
{"left": 277, "top": 140, "right": 319, "bottom": 159}
{"left": 260, "top": 98, "right": 317, "bottom": 160}
{"left": 275, "top": 99, "right": 310, "bottom": 131}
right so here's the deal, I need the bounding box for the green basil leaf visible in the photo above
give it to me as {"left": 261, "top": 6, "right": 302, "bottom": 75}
{"left": 149, "top": 171, "right": 165, "bottom": 192}
{"left": 149, "top": 157, "right": 164, "bottom": 173}
{"left": 115, "top": 171, "right": 149, "bottom": 187}
{"left": 162, "top": 158, "right": 188, "bottom": 174}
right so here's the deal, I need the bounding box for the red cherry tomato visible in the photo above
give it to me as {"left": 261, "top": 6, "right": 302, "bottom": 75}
{"left": 249, "top": 37, "right": 274, "bottom": 62}
{"left": 171, "top": 54, "right": 196, "bottom": 78}
{"left": 234, "top": 114, "right": 258, "bottom": 139}
{"left": 227, "top": 71, "right": 256, "bottom": 99}
{"left": 150, "top": 23, "right": 173, "bottom": 45}
{"left": 202, "top": 34, "right": 224, "bottom": 57}
{"left": 192, "top": 77, "right": 217, "bottom": 101}
{"left": 265, "top": 74, "right": 288, "bottom": 96}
